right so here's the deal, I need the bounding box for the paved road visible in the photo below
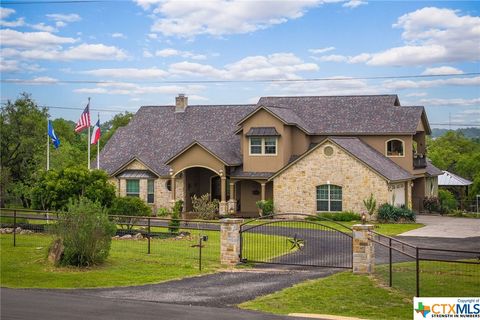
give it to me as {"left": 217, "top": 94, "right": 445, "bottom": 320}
{"left": 1, "top": 288, "right": 304, "bottom": 320}
{"left": 399, "top": 215, "right": 480, "bottom": 238}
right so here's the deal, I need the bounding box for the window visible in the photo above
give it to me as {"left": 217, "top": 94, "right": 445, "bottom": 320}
{"left": 126, "top": 179, "right": 140, "bottom": 197}
{"left": 165, "top": 179, "right": 172, "bottom": 191}
{"left": 316, "top": 184, "right": 342, "bottom": 212}
{"left": 147, "top": 180, "right": 155, "bottom": 203}
{"left": 386, "top": 139, "right": 404, "bottom": 157}
{"left": 249, "top": 137, "right": 277, "bottom": 155}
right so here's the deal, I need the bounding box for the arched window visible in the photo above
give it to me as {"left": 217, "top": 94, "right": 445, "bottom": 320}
{"left": 386, "top": 139, "right": 404, "bottom": 157}
{"left": 316, "top": 184, "right": 342, "bottom": 212}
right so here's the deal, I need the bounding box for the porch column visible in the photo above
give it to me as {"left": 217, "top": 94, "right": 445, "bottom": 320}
{"left": 227, "top": 181, "right": 237, "bottom": 214}
{"left": 219, "top": 175, "right": 228, "bottom": 215}
{"left": 170, "top": 170, "right": 176, "bottom": 204}
{"left": 260, "top": 182, "right": 266, "bottom": 201}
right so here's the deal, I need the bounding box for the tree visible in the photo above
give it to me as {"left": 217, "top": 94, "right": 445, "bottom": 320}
{"left": 0, "top": 93, "right": 48, "bottom": 207}
{"left": 30, "top": 167, "right": 116, "bottom": 210}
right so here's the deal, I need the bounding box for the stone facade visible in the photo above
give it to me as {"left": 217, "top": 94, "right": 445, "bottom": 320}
{"left": 273, "top": 143, "right": 391, "bottom": 215}
{"left": 220, "top": 218, "right": 243, "bottom": 266}
{"left": 352, "top": 224, "right": 375, "bottom": 274}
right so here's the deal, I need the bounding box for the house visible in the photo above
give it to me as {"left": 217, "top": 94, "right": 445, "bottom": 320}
{"left": 100, "top": 94, "right": 442, "bottom": 216}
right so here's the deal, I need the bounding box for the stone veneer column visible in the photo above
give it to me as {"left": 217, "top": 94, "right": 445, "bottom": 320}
{"left": 352, "top": 224, "right": 375, "bottom": 274}
{"left": 220, "top": 218, "right": 243, "bottom": 266}
{"left": 219, "top": 176, "right": 228, "bottom": 215}
{"left": 227, "top": 181, "right": 237, "bottom": 214}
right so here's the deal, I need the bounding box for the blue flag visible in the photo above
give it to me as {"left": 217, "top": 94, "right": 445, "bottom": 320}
{"left": 48, "top": 120, "right": 60, "bottom": 149}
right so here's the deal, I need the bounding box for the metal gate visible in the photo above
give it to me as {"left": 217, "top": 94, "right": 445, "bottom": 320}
{"left": 239, "top": 213, "right": 353, "bottom": 269}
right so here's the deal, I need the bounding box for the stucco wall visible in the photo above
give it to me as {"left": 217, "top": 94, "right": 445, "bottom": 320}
{"left": 273, "top": 142, "right": 390, "bottom": 214}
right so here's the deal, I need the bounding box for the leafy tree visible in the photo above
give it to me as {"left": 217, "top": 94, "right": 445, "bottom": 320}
{"left": 0, "top": 93, "right": 48, "bottom": 207}
{"left": 31, "top": 167, "right": 116, "bottom": 210}
{"left": 54, "top": 197, "right": 116, "bottom": 267}
{"left": 109, "top": 196, "right": 151, "bottom": 230}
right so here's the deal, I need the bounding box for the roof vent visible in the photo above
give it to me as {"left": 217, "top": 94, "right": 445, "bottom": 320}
{"left": 175, "top": 94, "right": 188, "bottom": 112}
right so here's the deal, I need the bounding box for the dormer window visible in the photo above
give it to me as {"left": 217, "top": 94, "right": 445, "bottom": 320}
{"left": 246, "top": 127, "right": 280, "bottom": 156}
{"left": 249, "top": 137, "right": 277, "bottom": 155}
{"left": 386, "top": 139, "right": 404, "bottom": 157}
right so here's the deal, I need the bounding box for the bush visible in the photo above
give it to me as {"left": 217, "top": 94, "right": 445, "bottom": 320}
{"left": 377, "top": 203, "right": 416, "bottom": 222}
{"left": 109, "top": 197, "right": 151, "bottom": 230}
{"left": 168, "top": 200, "right": 183, "bottom": 234}
{"left": 438, "top": 189, "right": 457, "bottom": 214}
{"left": 157, "top": 207, "right": 171, "bottom": 217}
{"left": 191, "top": 194, "right": 219, "bottom": 220}
{"left": 54, "top": 198, "right": 116, "bottom": 267}
{"left": 423, "top": 196, "right": 440, "bottom": 213}
{"left": 256, "top": 199, "right": 274, "bottom": 217}
{"left": 316, "top": 211, "right": 361, "bottom": 222}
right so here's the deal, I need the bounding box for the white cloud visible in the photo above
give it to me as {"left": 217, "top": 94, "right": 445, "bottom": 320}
{"left": 5, "top": 76, "right": 59, "bottom": 85}
{"left": 0, "top": 17, "right": 25, "bottom": 27}
{"left": 421, "top": 66, "right": 464, "bottom": 75}
{"left": 309, "top": 47, "right": 335, "bottom": 54}
{"left": 46, "top": 13, "right": 81, "bottom": 23}
{"left": 0, "top": 8, "right": 15, "bottom": 19}
{"left": 419, "top": 98, "right": 480, "bottom": 107}
{"left": 74, "top": 82, "right": 205, "bottom": 96}
{"left": 82, "top": 68, "right": 168, "bottom": 79}
{"left": 312, "top": 54, "right": 348, "bottom": 62}
{"left": 342, "top": 0, "right": 367, "bottom": 8}
{"left": 383, "top": 76, "right": 480, "bottom": 90}
{"left": 168, "top": 53, "right": 318, "bottom": 80}
{"left": 0, "top": 59, "right": 45, "bottom": 73}
{"left": 135, "top": 0, "right": 331, "bottom": 37}
{"left": 406, "top": 92, "right": 428, "bottom": 97}
{"left": 30, "top": 23, "right": 58, "bottom": 33}
{"left": 155, "top": 48, "right": 207, "bottom": 60}
{"left": 0, "top": 29, "right": 76, "bottom": 48}
{"left": 148, "top": 33, "right": 158, "bottom": 39}
{"left": 143, "top": 50, "right": 154, "bottom": 58}
{"left": 358, "top": 7, "right": 480, "bottom": 66}
{"left": 2, "top": 43, "right": 128, "bottom": 61}
{"left": 111, "top": 32, "right": 126, "bottom": 39}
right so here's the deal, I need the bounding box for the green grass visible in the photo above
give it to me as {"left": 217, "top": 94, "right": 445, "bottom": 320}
{"left": 0, "top": 226, "right": 289, "bottom": 289}
{"left": 375, "top": 260, "right": 480, "bottom": 297}
{"left": 240, "top": 272, "right": 412, "bottom": 320}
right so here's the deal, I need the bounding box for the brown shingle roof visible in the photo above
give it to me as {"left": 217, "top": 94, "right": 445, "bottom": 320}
{"left": 100, "top": 105, "right": 255, "bottom": 175}
{"left": 257, "top": 95, "right": 425, "bottom": 135}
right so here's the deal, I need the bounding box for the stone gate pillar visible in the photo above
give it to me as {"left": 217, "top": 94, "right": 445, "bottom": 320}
{"left": 352, "top": 224, "right": 375, "bottom": 274}
{"left": 220, "top": 218, "right": 243, "bottom": 266}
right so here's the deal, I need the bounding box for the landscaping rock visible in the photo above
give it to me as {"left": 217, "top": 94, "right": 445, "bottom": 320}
{"left": 15, "top": 227, "right": 22, "bottom": 233}
{"left": 4, "top": 228, "right": 13, "bottom": 234}
{"left": 120, "top": 234, "right": 132, "bottom": 239}
{"left": 112, "top": 235, "right": 120, "bottom": 239}
{"left": 48, "top": 238, "right": 64, "bottom": 264}
{"left": 133, "top": 233, "right": 143, "bottom": 240}
{"left": 20, "top": 229, "right": 33, "bottom": 235}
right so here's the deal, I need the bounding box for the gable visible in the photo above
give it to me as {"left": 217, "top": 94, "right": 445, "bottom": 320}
{"left": 166, "top": 143, "right": 225, "bottom": 175}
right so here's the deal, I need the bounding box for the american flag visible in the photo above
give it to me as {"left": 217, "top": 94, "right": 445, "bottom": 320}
{"left": 75, "top": 103, "right": 91, "bottom": 133}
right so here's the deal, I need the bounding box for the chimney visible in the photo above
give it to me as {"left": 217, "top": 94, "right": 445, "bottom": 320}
{"left": 175, "top": 94, "right": 188, "bottom": 112}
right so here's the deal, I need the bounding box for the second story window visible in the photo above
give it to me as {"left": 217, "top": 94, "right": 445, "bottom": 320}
{"left": 386, "top": 139, "right": 404, "bottom": 157}
{"left": 249, "top": 137, "right": 277, "bottom": 155}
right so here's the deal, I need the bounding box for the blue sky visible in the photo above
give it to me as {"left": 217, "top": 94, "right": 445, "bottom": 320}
{"left": 1, "top": 0, "right": 479, "bottom": 128}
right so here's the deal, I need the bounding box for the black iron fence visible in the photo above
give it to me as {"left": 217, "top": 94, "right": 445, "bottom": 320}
{"left": 0, "top": 208, "right": 221, "bottom": 271}
{"left": 370, "top": 230, "right": 480, "bottom": 297}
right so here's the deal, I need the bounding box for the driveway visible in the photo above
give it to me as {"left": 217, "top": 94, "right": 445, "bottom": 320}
{"left": 399, "top": 215, "right": 480, "bottom": 238}
{"left": 1, "top": 288, "right": 305, "bottom": 320}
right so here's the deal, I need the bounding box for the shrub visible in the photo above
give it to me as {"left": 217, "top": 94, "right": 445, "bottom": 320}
{"left": 438, "top": 189, "right": 457, "bottom": 214}
{"left": 316, "top": 211, "right": 361, "bottom": 222}
{"left": 377, "top": 203, "right": 416, "bottom": 222}
{"left": 54, "top": 198, "right": 116, "bottom": 267}
{"left": 363, "top": 193, "right": 377, "bottom": 219}
{"left": 423, "top": 196, "right": 441, "bottom": 213}
{"left": 191, "top": 194, "right": 219, "bottom": 220}
{"left": 109, "top": 197, "right": 151, "bottom": 230}
{"left": 168, "top": 200, "right": 183, "bottom": 234}
{"left": 256, "top": 199, "right": 274, "bottom": 217}
{"left": 157, "top": 207, "right": 171, "bottom": 217}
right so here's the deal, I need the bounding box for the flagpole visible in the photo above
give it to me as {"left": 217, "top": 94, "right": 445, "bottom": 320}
{"left": 87, "top": 97, "right": 91, "bottom": 170}
{"left": 46, "top": 119, "right": 50, "bottom": 171}
{"left": 97, "top": 112, "right": 100, "bottom": 169}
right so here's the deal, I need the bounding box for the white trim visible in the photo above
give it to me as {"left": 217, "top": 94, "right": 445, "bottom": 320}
{"left": 385, "top": 138, "right": 405, "bottom": 158}
{"left": 248, "top": 137, "right": 278, "bottom": 156}
{"left": 172, "top": 165, "right": 221, "bottom": 177}
{"left": 316, "top": 184, "right": 343, "bottom": 212}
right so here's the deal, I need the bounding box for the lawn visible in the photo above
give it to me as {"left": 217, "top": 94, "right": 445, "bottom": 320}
{"left": 240, "top": 272, "right": 412, "bottom": 320}
{"left": 0, "top": 229, "right": 286, "bottom": 289}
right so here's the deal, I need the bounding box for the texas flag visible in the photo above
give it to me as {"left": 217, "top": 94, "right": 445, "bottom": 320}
{"left": 91, "top": 119, "right": 101, "bottom": 145}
